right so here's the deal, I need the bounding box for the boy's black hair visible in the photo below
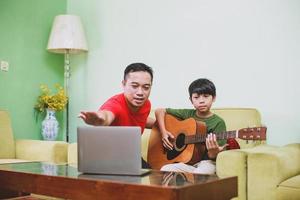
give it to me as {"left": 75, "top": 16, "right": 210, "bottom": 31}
{"left": 188, "top": 78, "right": 216, "bottom": 98}
{"left": 124, "top": 63, "right": 153, "bottom": 82}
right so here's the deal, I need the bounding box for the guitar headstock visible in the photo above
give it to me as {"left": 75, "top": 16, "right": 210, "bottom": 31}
{"left": 237, "top": 127, "right": 267, "bottom": 140}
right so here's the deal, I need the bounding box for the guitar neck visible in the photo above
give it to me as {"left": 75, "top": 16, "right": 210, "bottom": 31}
{"left": 185, "top": 131, "right": 237, "bottom": 144}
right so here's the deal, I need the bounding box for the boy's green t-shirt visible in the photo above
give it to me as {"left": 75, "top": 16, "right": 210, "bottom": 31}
{"left": 166, "top": 108, "right": 227, "bottom": 147}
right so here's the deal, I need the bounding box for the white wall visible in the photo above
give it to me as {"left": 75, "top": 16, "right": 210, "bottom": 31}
{"left": 67, "top": 0, "right": 300, "bottom": 145}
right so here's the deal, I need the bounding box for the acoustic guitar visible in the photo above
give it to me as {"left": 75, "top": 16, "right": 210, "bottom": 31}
{"left": 147, "top": 114, "right": 267, "bottom": 170}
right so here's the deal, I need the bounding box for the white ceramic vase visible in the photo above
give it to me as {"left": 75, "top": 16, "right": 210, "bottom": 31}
{"left": 41, "top": 163, "right": 58, "bottom": 176}
{"left": 41, "top": 109, "right": 59, "bottom": 141}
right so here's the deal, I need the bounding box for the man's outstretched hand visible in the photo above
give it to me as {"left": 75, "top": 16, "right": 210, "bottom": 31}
{"left": 79, "top": 111, "right": 106, "bottom": 126}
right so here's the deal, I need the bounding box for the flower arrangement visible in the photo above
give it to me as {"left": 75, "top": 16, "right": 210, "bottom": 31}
{"left": 35, "top": 84, "right": 68, "bottom": 113}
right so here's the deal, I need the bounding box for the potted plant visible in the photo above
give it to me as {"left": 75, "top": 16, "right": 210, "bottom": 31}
{"left": 35, "top": 84, "right": 68, "bottom": 140}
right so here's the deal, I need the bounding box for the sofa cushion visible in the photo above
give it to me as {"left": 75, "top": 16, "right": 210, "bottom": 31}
{"left": 212, "top": 108, "right": 264, "bottom": 149}
{"left": 277, "top": 174, "right": 300, "bottom": 200}
{"left": 0, "top": 159, "right": 32, "bottom": 164}
{"left": 211, "top": 108, "right": 261, "bottom": 130}
{"left": 16, "top": 140, "right": 68, "bottom": 164}
{"left": 0, "top": 110, "right": 16, "bottom": 158}
{"left": 141, "top": 110, "right": 155, "bottom": 160}
{"left": 68, "top": 143, "right": 78, "bottom": 164}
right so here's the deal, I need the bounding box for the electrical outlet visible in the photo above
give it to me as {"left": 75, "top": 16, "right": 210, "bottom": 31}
{"left": 0, "top": 61, "right": 9, "bottom": 72}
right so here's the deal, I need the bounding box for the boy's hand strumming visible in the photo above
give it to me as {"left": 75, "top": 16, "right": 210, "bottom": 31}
{"left": 162, "top": 130, "right": 175, "bottom": 150}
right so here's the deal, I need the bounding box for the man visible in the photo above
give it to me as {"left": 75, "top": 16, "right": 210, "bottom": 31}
{"left": 79, "top": 63, "right": 154, "bottom": 168}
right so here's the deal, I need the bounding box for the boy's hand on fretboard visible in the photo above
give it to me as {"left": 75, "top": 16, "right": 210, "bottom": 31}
{"left": 206, "top": 133, "right": 228, "bottom": 159}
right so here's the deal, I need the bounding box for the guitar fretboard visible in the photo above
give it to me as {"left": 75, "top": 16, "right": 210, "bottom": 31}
{"left": 184, "top": 131, "right": 237, "bottom": 144}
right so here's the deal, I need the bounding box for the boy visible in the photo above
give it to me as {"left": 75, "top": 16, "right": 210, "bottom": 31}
{"left": 155, "top": 78, "right": 227, "bottom": 174}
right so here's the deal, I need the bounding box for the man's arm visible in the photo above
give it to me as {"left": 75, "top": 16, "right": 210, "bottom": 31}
{"left": 79, "top": 110, "right": 115, "bottom": 126}
{"left": 145, "top": 116, "right": 155, "bottom": 129}
{"left": 155, "top": 108, "right": 174, "bottom": 150}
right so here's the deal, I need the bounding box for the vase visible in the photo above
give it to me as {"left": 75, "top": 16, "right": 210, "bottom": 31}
{"left": 41, "top": 109, "right": 59, "bottom": 141}
{"left": 41, "top": 163, "right": 58, "bottom": 176}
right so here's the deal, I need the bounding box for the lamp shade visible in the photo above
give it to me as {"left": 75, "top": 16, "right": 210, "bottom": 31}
{"left": 47, "top": 15, "right": 88, "bottom": 54}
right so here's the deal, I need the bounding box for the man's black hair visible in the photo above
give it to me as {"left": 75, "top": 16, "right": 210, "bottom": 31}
{"left": 188, "top": 78, "right": 216, "bottom": 98}
{"left": 124, "top": 63, "right": 153, "bottom": 82}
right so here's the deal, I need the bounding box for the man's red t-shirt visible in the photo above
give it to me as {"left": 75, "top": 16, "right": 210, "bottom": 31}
{"left": 99, "top": 93, "right": 151, "bottom": 133}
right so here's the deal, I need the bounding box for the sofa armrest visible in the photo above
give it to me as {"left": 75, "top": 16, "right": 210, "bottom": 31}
{"left": 216, "top": 145, "right": 278, "bottom": 200}
{"left": 217, "top": 150, "right": 248, "bottom": 200}
{"left": 15, "top": 139, "right": 68, "bottom": 164}
{"left": 247, "top": 143, "right": 300, "bottom": 200}
{"left": 141, "top": 130, "right": 151, "bottom": 161}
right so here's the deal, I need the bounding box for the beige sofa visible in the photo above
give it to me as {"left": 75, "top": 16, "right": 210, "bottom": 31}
{"left": 67, "top": 108, "right": 300, "bottom": 200}
{"left": 0, "top": 109, "right": 68, "bottom": 164}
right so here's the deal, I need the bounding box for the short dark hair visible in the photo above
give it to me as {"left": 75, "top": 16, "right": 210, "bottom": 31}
{"left": 188, "top": 78, "right": 216, "bottom": 98}
{"left": 124, "top": 63, "right": 153, "bottom": 82}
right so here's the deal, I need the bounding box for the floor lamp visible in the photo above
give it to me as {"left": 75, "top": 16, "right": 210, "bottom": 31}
{"left": 47, "top": 15, "right": 88, "bottom": 142}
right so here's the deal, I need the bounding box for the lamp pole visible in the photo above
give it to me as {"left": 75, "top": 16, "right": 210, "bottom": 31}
{"left": 64, "top": 50, "right": 70, "bottom": 142}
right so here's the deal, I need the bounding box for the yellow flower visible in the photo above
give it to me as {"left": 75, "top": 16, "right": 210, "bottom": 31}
{"left": 35, "top": 84, "right": 68, "bottom": 112}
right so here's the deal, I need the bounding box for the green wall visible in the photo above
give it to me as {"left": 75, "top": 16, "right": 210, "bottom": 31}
{"left": 0, "top": 0, "right": 67, "bottom": 140}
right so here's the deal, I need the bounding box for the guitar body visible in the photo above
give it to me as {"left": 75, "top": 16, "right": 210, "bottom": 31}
{"left": 148, "top": 114, "right": 206, "bottom": 170}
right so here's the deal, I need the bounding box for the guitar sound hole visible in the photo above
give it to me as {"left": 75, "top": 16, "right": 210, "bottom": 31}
{"left": 176, "top": 134, "right": 185, "bottom": 149}
{"left": 167, "top": 133, "right": 186, "bottom": 160}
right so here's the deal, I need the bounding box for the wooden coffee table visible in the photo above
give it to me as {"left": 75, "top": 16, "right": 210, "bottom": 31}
{"left": 0, "top": 162, "right": 237, "bottom": 200}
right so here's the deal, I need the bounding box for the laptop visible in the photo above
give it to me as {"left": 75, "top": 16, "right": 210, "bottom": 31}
{"left": 77, "top": 126, "right": 150, "bottom": 176}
